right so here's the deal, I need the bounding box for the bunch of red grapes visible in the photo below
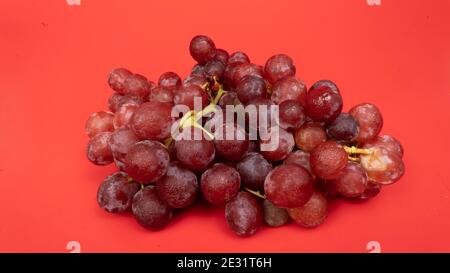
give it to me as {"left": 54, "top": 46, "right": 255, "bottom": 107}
{"left": 85, "top": 35, "right": 405, "bottom": 236}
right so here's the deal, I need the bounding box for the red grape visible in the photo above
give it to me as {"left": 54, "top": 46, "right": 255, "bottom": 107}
{"left": 124, "top": 140, "right": 170, "bottom": 184}
{"left": 205, "top": 60, "right": 225, "bottom": 80}
{"left": 349, "top": 103, "right": 383, "bottom": 143}
{"left": 174, "top": 128, "right": 216, "bottom": 171}
{"left": 189, "top": 35, "right": 216, "bottom": 64}
{"left": 310, "top": 141, "right": 348, "bottom": 180}
{"left": 191, "top": 64, "right": 205, "bottom": 76}
{"left": 294, "top": 122, "right": 327, "bottom": 152}
{"left": 263, "top": 199, "right": 289, "bottom": 227}
{"left": 200, "top": 163, "right": 241, "bottom": 205}
{"left": 87, "top": 132, "right": 114, "bottom": 165}
{"left": 132, "top": 186, "right": 173, "bottom": 230}
{"left": 237, "top": 152, "right": 273, "bottom": 192}
{"left": 225, "top": 192, "right": 263, "bottom": 237}
{"left": 232, "top": 63, "right": 264, "bottom": 86}
{"left": 158, "top": 72, "right": 181, "bottom": 90}
{"left": 148, "top": 86, "right": 174, "bottom": 104}
{"left": 97, "top": 172, "right": 140, "bottom": 213}
{"left": 108, "top": 128, "right": 139, "bottom": 163}
{"left": 359, "top": 182, "right": 381, "bottom": 200}
{"left": 113, "top": 102, "right": 140, "bottom": 129}
{"left": 174, "top": 84, "right": 209, "bottom": 110}
{"left": 326, "top": 112, "right": 360, "bottom": 142}
{"left": 156, "top": 163, "right": 198, "bottom": 208}
{"left": 214, "top": 123, "right": 249, "bottom": 161}
{"left": 214, "top": 48, "right": 229, "bottom": 65}
{"left": 264, "top": 164, "right": 314, "bottom": 208}
{"left": 85, "top": 111, "right": 114, "bottom": 138}
{"left": 228, "top": 51, "right": 250, "bottom": 65}
{"left": 309, "top": 80, "right": 340, "bottom": 95}
{"left": 330, "top": 161, "right": 368, "bottom": 197}
{"left": 279, "top": 100, "right": 306, "bottom": 130}
{"left": 235, "top": 75, "right": 267, "bottom": 105}
{"left": 271, "top": 76, "right": 307, "bottom": 106}
{"left": 260, "top": 127, "right": 295, "bottom": 162}
{"left": 287, "top": 191, "right": 327, "bottom": 228}
{"left": 130, "top": 101, "right": 174, "bottom": 141}
{"left": 305, "top": 86, "right": 343, "bottom": 123}
{"left": 183, "top": 74, "right": 208, "bottom": 88}
{"left": 108, "top": 68, "right": 132, "bottom": 94}
{"left": 264, "top": 54, "right": 296, "bottom": 84}
{"left": 123, "top": 74, "right": 151, "bottom": 98}
{"left": 283, "top": 150, "right": 311, "bottom": 173}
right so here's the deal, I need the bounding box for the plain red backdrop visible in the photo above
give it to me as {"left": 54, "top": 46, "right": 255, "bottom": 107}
{"left": 0, "top": 0, "right": 449, "bottom": 253}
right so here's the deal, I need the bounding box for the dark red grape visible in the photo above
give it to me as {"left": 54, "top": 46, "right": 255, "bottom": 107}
{"left": 214, "top": 122, "right": 249, "bottom": 161}
{"left": 200, "top": 163, "right": 241, "bottom": 205}
{"left": 305, "top": 86, "right": 343, "bottom": 123}
{"left": 225, "top": 192, "right": 263, "bottom": 236}
{"left": 148, "top": 86, "right": 174, "bottom": 104}
{"left": 205, "top": 60, "right": 225, "bottom": 80}
{"left": 330, "top": 161, "right": 368, "bottom": 197}
{"left": 228, "top": 51, "right": 250, "bottom": 65}
{"left": 223, "top": 62, "right": 240, "bottom": 89}
{"left": 232, "top": 63, "right": 264, "bottom": 86}
{"left": 263, "top": 199, "right": 289, "bottom": 227}
{"left": 124, "top": 140, "right": 169, "bottom": 184}
{"left": 183, "top": 74, "right": 208, "bottom": 88}
{"left": 271, "top": 77, "right": 307, "bottom": 106}
{"left": 191, "top": 64, "right": 205, "bottom": 76}
{"left": 214, "top": 48, "right": 229, "bottom": 64}
{"left": 113, "top": 102, "right": 139, "bottom": 129}
{"left": 87, "top": 132, "right": 114, "bottom": 165}
{"left": 310, "top": 80, "right": 340, "bottom": 95}
{"left": 130, "top": 101, "right": 174, "bottom": 140}
{"left": 264, "top": 164, "right": 314, "bottom": 208}
{"left": 326, "top": 112, "right": 359, "bottom": 142}
{"left": 174, "top": 128, "right": 216, "bottom": 171}
{"left": 174, "top": 84, "right": 209, "bottom": 110}
{"left": 260, "top": 127, "right": 295, "bottom": 162}
{"left": 132, "top": 186, "right": 173, "bottom": 230}
{"left": 360, "top": 146, "right": 404, "bottom": 185}
{"left": 362, "top": 135, "right": 403, "bottom": 158}
{"left": 237, "top": 152, "right": 273, "bottom": 192}
{"left": 310, "top": 141, "right": 348, "bottom": 180}
{"left": 85, "top": 111, "right": 114, "bottom": 138}
{"left": 359, "top": 182, "right": 381, "bottom": 200}
{"left": 294, "top": 122, "right": 327, "bottom": 152}
{"left": 264, "top": 54, "right": 296, "bottom": 84}
{"left": 287, "top": 191, "right": 327, "bottom": 228}
{"left": 189, "top": 35, "right": 216, "bottom": 64}
{"left": 123, "top": 74, "right": 151, "bottom": 98}
{"left": 218, "top": 91, "right": 241, "bottom": 108}
{"left": 156, "top": 163, "right": 198, "bottom": 208}
{"left": 158, "top": 71, "right": 181, "bottom": 90}
{"left": 236, "top": 75, "right": 267, "bottom": 105}
{"left": 279, "top": 100, "right": 306, "bottom": 130}
{"left": 108, "top": 93, "right": 124, "bottom": 113}
{"left": 108, "top": 68, "right": 132, "bottom": 94}
{"left": 283, "top": 150, "right": 311, "bottom": 173}
{"left": 97, "top": 172, "right": 140, "bottom": 213}
{"left": 349, "top": 103, "right": 383, "bottom": 143}
{"left": 108, "top": 128, "right": 139, "bottom": 163}
{"left": 315, "top": 178, "right": 339, "bottom": 198}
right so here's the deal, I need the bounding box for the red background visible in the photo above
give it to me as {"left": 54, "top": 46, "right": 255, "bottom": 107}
{"left": 1, "top": 0, "right": 449, "bottom": 253}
